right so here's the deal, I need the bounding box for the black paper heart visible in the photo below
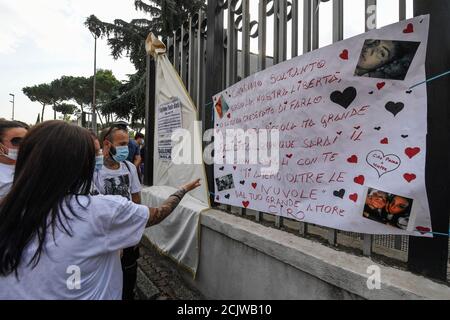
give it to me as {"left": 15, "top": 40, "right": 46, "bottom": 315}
{"left": 330, "top": 87, "right": 357, "bottom": 109}
{"left": 225, "top": 194, "right": 230, "bottom": 199}
{"left": 406, "top": 90, "right": 412, "bottom": 94}
{"left": 333, "top": 189, "right": 346, "bottom": 199}
{"left": 401, "top": 135, "right": 409, "bottom": 138}
{"left": 385, "top": 101, "right": 404, "bottom": 117}
{"left": 240, "top": 180, "right": 245, "bottom": 185}
{"left": 219, "top": 166, "right": 224, "bottom": 171}
{"left": 374, "top": 127, "right": 381, "bottom": 131}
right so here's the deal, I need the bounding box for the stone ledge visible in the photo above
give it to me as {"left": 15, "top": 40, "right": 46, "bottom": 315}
{"left": 200, "top": 209, "right": 450, "bottom": 300}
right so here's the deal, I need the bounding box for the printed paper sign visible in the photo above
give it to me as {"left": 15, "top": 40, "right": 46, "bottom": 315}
{"left": 213, "top": 16, "right": 432, "bottom": 236}
{"left": 157, "top": 98, "right": 182, "bottom": 161}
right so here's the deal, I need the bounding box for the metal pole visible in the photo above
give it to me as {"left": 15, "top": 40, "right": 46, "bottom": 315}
{"left": 408, "top": 0, "right": 450, "bottom": 281}
{"left": 144, "top": 53, "right": 155, "bottom": 186}
{"left": 9, "top": 94, "right": 14, "bottom": 120}
{"left": 205, "top": 0, "right": 224, "bottom": 205}
{"left": 92, "top": 36, "right": 98, "bottom": 133}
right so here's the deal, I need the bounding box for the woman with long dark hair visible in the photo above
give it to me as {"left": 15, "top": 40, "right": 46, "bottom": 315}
{"left": 0, "top": 121, "right": 200, "bottom": 299}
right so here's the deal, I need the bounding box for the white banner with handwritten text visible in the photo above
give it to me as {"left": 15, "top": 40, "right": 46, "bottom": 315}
{"left": 213, "top": 16, "right": 432, "bottom": 236}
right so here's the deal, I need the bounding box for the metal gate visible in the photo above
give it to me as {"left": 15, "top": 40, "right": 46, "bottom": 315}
{"left": 146, "top": 0, "right": 450, "bottom": 283}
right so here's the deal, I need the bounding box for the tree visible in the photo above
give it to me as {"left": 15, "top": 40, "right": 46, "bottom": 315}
{"left": 53, "top": 103, "right": 78, "bottom": 117}
{"left": 23, "top": 70, "right": 121, "bottom": 124}
{"left": 23, "top": 84, "right": 54, "bottom": 120}
{"left": 84, "top": 0, "right": 205, "bottom": 126}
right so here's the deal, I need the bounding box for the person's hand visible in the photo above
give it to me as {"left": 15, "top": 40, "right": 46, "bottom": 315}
{"left": 180, "top": 179, "right": 201, "bottom": 193}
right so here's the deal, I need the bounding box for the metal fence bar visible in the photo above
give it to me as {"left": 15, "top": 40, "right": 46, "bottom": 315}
{"left": 399, "top": 0, "right": 407, "bottom": 21}
{"left": 188, "top": 15, "right": 196, "bottom": 96}
{"left": 242, "top": 0, "right": 251, "bottom": 78}
{"left": 408, "top": 0, "right": 450, "bottom": 281}
{"left": 273, "top": 0, "right": 280, "bottom": 64}
{"left": 205, "top": 0, "right": 224, "bottom": 203}
{"left": 303, "top": 0, "right": 312, "bottom": 53}
{"left": 258, "top": 0, "right": 267, "bottom": 71}
{"left": 333, "top": 0, "right": 343, "bottom": 42}
{"left": 173, "top": 31, "right": 179, "bottom": 70}
{"left": 299, "top": 0, "right": 313, "bottom": 236}
{"left": 196, "top": 10, "right": 205, "bottom": 110}
{"left": 255, "top": 0, "right": 268, "bottom": 223}
{"left": 279, "top": 0, "right": 288, "bottom": 62}
{"left": 291, "top": 0, "right": 299, "bottom": 57}
{"left": 361, "top": 0, "right": 377, "bottom": 254}
{"left": 167, "top": 37, "right": 173, "bottom": 64}
{"left": 312, "top": 0, "right": 319, "bottom": 50}
{"left": 180, "top": 23, "right": 188, "bottom": 86}
{"left": 227, "top": 2, "right": 237, "bottom": 86}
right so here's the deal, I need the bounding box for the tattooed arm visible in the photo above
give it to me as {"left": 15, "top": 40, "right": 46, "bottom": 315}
{"left": 146, "top": 179, "right": 201, "bottom": 227}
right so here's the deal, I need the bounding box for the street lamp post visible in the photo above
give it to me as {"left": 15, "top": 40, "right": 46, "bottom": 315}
{"left": 9, "top": 93, "right": 15, "bottom": 120}
{"left": 89, "top": 28, "right": 100, "bottom": 133}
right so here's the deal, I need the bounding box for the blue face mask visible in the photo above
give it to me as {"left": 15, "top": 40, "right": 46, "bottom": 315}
{"left": 111, "top": 146, "right": 129, "bottom": 163}
{"left": 95, "top": 155, "right": 104, "bottom": 170}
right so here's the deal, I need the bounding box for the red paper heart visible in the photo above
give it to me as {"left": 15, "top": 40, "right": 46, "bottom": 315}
{"left": 380, "top": 138, "right": 389, "bottom": 144}
{"left": 227, "top": 113, "right": 231, "bottom": 119}
{"left": 286, "top": 154, "right": 293, "bottom": 159}
{"left": 251, "top": 183, "right": 257, "bottom": 189}
{"left": 404, "top": 173, "right": 416, "bottom": 183}
{"left": 415, "top": 226, "right": 431, "bottom": 234}
{"left": 377, "top": 82, "right": 386, "bottom": 90}
{"left": 349, "top": 193, "right": 358, "bottom": 203}
{"left": 405, "top": 147, "right": 420, "bottom": 159}
{"left": 347, "top": 155, "right": 358, "bottom": 164}
{"left": 242, "top": 201, "right": 250, "bottom": 208}
{"left": 339, "top": 49, "right": 349, "bottom": 60}
{"left": 354, "top": 175, "right": 365, "bottom": 185}
{"left": 403, "top": 23, "right": 414, "bottom": 33}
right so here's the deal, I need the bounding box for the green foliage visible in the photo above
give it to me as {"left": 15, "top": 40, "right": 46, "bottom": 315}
{"left": 23, "top": 70, "right": 121, "bottom": 124}
{"left": 53, "top": 103, "right": 78, "bottom": 116}
{"left": 84, "top": 0, "right": 205, "bottom": 126}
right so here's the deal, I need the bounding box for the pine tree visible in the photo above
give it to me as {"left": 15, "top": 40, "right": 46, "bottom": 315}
{"left": 85, "top": 0, "right": 205, "bottom": 126}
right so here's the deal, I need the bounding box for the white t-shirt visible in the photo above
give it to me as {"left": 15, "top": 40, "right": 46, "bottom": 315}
{"left": 0, "top": 163, "right": 14, "bottom": 199}
{"left": 93, "top": 161, "right": 141, "bottom": 200}
{"left": 0, "top": 195, "right": 149, "bottom": 300}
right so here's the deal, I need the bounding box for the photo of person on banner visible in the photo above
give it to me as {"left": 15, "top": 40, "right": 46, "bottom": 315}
{"left": 363, "top": 188, "right": 413, "bottom": 230}
{"left": 355, "top": 39, "right": 420, "bottom": 80}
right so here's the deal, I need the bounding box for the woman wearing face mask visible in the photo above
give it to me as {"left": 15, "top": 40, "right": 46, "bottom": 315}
{"left": 0, "top": 121, "right": 201, "bottom": 299}
{"left": 94, "top": 123, "right": 145, "bottom": 300}
{"left": 0, "top": 120, "right": 28, "bottom": 199}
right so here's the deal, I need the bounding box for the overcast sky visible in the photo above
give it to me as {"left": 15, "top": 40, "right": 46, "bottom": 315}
{"left": 0, "top": 0, "right": 413, "bottom": 124}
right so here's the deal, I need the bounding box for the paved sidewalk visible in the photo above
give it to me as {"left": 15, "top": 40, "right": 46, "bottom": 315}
{"left": 136, "top": 241, "right": 204, "bottom": 300}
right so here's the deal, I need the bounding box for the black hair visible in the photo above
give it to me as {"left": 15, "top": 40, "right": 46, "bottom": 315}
{"left": 0, "top": 120, "right": 29, "bottom": 143}
{"left": 100, "top": 125, "right": 128, "bottom": 147}
{"left": 0, "top": 121, "right": 95, "bottom": 277}
{"left": 88, "top": 129, "right": 99, "bottom": 141}
{"left": 135, "top": 133, "right": 145, "bottom": 140}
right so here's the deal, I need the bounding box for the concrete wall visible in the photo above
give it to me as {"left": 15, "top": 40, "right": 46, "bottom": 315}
{"left": 141, "top": 190, "right": 450, "bottom": 299}
{"left": 181, "top": 210, "right": 450, "bottom": 300}
{"left": 193, "top": 226, "right": 361, "bottom": 300}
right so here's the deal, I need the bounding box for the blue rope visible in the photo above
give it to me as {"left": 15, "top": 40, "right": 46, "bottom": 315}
{"left": 409, "top": 69, "right": 450, "bottom": 89}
